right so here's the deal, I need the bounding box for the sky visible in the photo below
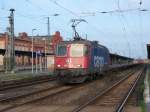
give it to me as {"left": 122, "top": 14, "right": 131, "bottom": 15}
{"left": 0, "top": 0, "right": 150, "bottom": 59}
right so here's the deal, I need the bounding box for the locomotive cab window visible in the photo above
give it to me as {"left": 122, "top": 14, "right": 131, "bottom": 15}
{"left": 84, "top": 45, "right": 89, "bottom": 56}
{"left": 70, "top": 44, "right": 88, "bottom": 57}
{"left": 56, "top": 45, "right": 67, "bottom": 56}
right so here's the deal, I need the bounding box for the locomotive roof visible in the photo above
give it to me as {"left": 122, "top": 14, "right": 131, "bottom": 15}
{"left": 58, "top": 40, "right": 108, "bottom": 50}
{"left": 59, "top": 40, "right": 91, "bottom": 45}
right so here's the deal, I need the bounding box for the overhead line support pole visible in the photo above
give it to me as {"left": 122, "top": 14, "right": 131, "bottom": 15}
{"left": 8, "top": 8, "right": 15, "bottom": 73}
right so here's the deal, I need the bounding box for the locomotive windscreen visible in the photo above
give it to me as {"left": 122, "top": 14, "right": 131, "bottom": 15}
{"left": 70, "top": 44, "right": 88, "bottom": 57}
{"left": 56, "top": 45, "right": 67, "bottom": 56}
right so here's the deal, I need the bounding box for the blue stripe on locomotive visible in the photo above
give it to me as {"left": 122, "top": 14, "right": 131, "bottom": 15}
{"left": 90, "top": 44, "right": 109, "bottom": 72}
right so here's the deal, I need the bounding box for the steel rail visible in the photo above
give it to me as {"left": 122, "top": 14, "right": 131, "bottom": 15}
{"left": 0, "top": 85, "right": 61, "bottom": 102}
{"left": 0, "top": 86, "right": 74, "bottom": 112}
{"left": 115, "top": 68, "right": 144, "bottom": 112}
{"left": 0, "top": 80, "right": 93, "bottom": 112}
{"left": 0, "top": 67, "right": 140, "bottom": 112}
{"left": 71, "top": 69, "right": 138, "bottom": 112}
{"left": 0, "top": 77, "right": 56, "bottom": 91}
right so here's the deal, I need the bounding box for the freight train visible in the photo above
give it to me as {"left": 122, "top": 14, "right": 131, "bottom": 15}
{"left": 55, "top": 39, "right": 110, "bottom": 83}
{"left": 54, "top": 19, "right": 132, "bottom": 83}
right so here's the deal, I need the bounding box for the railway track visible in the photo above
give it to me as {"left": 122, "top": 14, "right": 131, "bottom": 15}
{"left": 0, "top": 66, "right": 142, "bottom": 112}
{"left": 71, "top": 67, "right": 144, "bottom": 112}
{"left": 0, "top": 78, "right": 100, "bottom": 112}
{"left": 0, "top": 76, "right": 56, "bottom": 91}
{"left": 0, "top": 64, "right": 136, "bottom": 92}
{"left": 0, "top": 84, "right": 75, "bottom": 112}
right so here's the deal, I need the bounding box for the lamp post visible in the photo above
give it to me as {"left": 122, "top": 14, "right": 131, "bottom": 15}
{"left": 47, "top": 14, "right": 60, "bottom": 37}
{"left": 32, "top": 29, "right": 36, "bottom": 74}
{"left": 42, "top": 38, "right": 47, "bottom": 71}
{"left": 44, "top": 14, "right": 60, "bottom": 71}
{"left": 36, "top": 50, "right": 38, "bottom": 73}
{"left": 45, "top": 38, "right": 47, "bottom": 71}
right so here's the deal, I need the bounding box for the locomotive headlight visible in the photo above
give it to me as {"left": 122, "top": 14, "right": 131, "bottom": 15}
{"left": 77, "top": 64, "right": 82, "bottom": 67}
{"left": 66, "top": 59, "right": 69, "bottom": 63}
{"left": 57, "top": 65, "right": 61, "bottom": 67}
{"left": 66, "top": 58, "right": 71, "bottom": 64}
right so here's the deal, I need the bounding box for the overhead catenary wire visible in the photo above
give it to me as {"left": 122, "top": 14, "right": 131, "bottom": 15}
{"left": 15, "top": 11, "right": 46, "bottom": 25}
{"left": 49, "top": 0, "right": 146, "bottom": 41}
{"left": 115, "top": 0, "right": 148, "bottom": 58}
{"left": 0, "top": 0, "right": 66, "bottom": 36}
{"left": 123, "top": 0, "right": 148, "bottom": 58}
{"left": 15, "top": 9, "right": 67, "bottom": 36}
{"left": 48, "top": 0, "right": 117, "bottom": 39}
{"left": 0, "top": 5, "right": 52, "bottom": 28}
{"left": 48, "top": 0, "right": 79, "bottom": 17}
{"left": 0, "top": 0, "right": 148, "bottom": 58}
{"left": 117, "top": 14, "right": 131, "bottom": 57}
{"left": 138, "top": 0, "right": 146, "bottom": 58}
{"left": 79, "top": 8, "right": 143, "bottom": 41}
{"left": 0, "top": 1, "right": 44, "bottom": 26}
{"left": 48, "top": 0, "right": 136, "bottom": 56}
{"left": 0, "top": 8, "right": 48, "bottom": 34}
{"left": 25, "top": 0, "right": 50, "bottom": 15}
{"left": 113, "top": 0, "right": 131, "bottom": 57}
{"left": 119, "top": 13, "right": 137, "bottom": 37}
{"left": 6, "top": 6, "right": 58, "bottom": 36}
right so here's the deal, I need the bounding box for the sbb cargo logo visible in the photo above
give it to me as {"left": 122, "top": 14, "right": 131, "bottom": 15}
{"left": 94, "top": 56, "right": 104, "bottom": 68}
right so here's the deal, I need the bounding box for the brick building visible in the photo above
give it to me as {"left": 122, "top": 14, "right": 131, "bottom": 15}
{"left": 0, "top": 31, "right": 63, "bottom": 70}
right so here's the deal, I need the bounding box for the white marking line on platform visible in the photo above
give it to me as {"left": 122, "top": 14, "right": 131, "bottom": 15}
{"left": 144, "top": 69, "right": 150, "bottom": 103}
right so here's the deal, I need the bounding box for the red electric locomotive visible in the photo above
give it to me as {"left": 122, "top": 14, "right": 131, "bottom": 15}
{"left": 55, "top": 40, "right": 110, "bottom": 83}
{"left": 54, "top": 19, "right": 110, "bottom": 83}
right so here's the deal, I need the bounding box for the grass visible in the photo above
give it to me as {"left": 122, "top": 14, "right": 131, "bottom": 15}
{"left": 139, "top": 79, "right": 146, "bottom": 112}
{"left": 140, "top": 100, "right": 146, "bottom": 112}
{"left": 139, "top": 66, "right": 150, "bottom": 112}
{"left": 139, "top": 65, "right": 150, "bottom": 112}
